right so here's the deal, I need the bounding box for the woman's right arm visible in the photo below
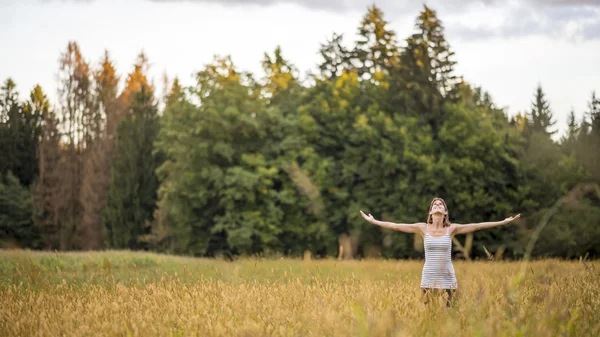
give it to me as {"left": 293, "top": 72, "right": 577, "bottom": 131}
{"left": 360, "top": 211, "right": 424, "bottom": 234}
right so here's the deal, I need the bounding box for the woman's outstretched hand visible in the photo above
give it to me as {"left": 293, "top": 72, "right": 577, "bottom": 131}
{"left": 502, "top": 214, "right": 521, "bottom": 225}
{"left": 360, "top": 210, "right": 375, "bottom": 224}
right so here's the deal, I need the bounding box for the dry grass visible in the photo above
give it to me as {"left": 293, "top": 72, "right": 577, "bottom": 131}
{"left": 1, "top": 249, "right": 599, "bottom": 337}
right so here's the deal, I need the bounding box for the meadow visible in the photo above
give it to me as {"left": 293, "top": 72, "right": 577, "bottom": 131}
{"left": 1, "top": 249, "right": 598, "bottom": 337}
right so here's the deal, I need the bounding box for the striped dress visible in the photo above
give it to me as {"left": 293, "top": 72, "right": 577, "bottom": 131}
{"left": 420, "top": 225, "right": 458, "bottom": 289}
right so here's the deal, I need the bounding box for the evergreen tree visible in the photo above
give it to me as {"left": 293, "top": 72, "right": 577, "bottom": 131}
{"left": 0, "top": 80, "right": 43, "bottom": 187}
{"left": 580, "top": 91, "right": 600, "bottom": 182}
{"left": 561, "top": 109, "right": 579, "bottom": 154}
{"left": 527, "top": 85, "right": 556, "bottom": 137}
{"left": 0, "top": 172, "right": 40, "bottom": 248}
{"left": 317, "top": 33, "right": 352, "bottom": 80}
{"left": 413, "top": 5, "right": 459, "bottom": 97}
{"left": 587, "top": 91, "right": 600, "bottom": 135}
{"left": 353, "top": 5, "right": 399, "bottom": 81}
{"left": 164, "top": 77, "right": 185, "bottom": 108}
{"left": 104, "top": 52, "right": 160, "bottom": 249}
{"left": 0, "top": 79, "right": 22, "bottom": 183}
{"left": 395, "top": 5, "right": 459, "bottom": 135}
{"left": 261, "top": 46, "right": 304, "bottom": 116}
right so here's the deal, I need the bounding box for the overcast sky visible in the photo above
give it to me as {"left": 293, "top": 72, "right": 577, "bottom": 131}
{"left": 1, "top": 0, "right": 599, "bottom": 137}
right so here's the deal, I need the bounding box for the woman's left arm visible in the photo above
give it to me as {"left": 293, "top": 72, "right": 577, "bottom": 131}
{"left": 452, "top": 214, "right": 521, "bottom": 235}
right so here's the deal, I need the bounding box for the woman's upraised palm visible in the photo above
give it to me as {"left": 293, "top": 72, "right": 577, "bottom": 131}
{"left": 503, "top": 214, "right": 521, "bottom": 224}
{"left": 360, "top": 210, "right": 375, "bottom": 223}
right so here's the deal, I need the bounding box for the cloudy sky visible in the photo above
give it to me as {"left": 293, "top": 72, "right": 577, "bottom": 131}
{"left": 1, "top": 0, "right": 599, "bottom": 137}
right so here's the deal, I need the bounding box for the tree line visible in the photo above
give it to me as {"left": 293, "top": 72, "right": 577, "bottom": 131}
{"left": 1, "top": 5, "right": 599, "bottom": 259}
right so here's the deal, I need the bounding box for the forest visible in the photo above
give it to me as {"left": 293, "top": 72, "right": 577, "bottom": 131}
{"left": 1, "top": 5, "right": 599, "bottom": 260}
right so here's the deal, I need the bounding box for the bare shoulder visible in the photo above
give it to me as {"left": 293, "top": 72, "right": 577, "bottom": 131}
{"left": 414, "top": 222, "right": 427, "bottom": 234}
{"left": 448, "top": 223, "right": 461, "bottom": 235}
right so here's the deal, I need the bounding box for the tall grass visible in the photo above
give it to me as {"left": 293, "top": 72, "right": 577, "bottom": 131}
{"left": 1, "top": 249, "right": 598, "bottom": 336}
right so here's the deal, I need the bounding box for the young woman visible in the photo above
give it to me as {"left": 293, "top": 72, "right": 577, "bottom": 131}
{"left": 360, "top": 197, "right": 520, "bottom": 307}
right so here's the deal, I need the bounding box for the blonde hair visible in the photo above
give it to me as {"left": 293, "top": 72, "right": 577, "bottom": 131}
{"left": 426, "top": 197, "right": 451, "bottom": 227}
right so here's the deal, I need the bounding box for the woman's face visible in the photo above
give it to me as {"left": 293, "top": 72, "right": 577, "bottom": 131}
{"left": 430, "top": 199, "right": 447, "bottom": 215}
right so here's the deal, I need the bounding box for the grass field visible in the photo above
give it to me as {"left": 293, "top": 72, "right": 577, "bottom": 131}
{"left": 1, "top": 250, "right": 599, "bottom": 337}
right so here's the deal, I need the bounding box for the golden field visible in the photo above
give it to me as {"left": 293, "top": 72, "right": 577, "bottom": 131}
{"left": 0, "top": 250, "right": 599, "bottom": 337}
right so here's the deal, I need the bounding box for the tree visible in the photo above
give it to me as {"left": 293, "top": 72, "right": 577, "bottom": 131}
{"left": 297, "top": 70, "right": 437, "bottom": 258}
{"left": 435, "top": 84, "right": 528, "bottom": 258}
{"left": 353, "top": 5, "right": 399, "bottom": 81}
{"left": 79, "top": 51, "right": 122, "bottom": 249}
{"left": 0, "top": 79, "right": 22, "bottom": 183}
{"left": 163, "top": 77, "right": 185, "bottom": 108}
{"left": 395, "top": 5, "right": 459, "bottom": 135}
{"left": 261, "top": 46, "right": 303, "bottom": 113}
{"left": 317, "top": 33, "right": 352, "bottom": 80}
{"left": 154, "top": 56, "right": 321, "bottom": 256}
{"left": 104, "top": 52, "right": 160, "bottom": 250}
{"left": 55, "top": 41, "right": 93, "bottom": 249}
{"left": 0, "top": 79, "right": 43, "bottom": 187}
{"left": 0, "top": 172, "right": 40, "bottom": 248}
{"left": 413, "top": 5, "right": 459, "bottom": 97}
{"left": 119, "top": 51, "right": 153, "bottom": 108}
{"left": 560, "top": 109, "right": 579, "bottom": 154}
{"left": 22, "top": 86, "right": 47, "bottom": 183}
{"left": 578, "top": 91, "right": 600, "bottom": 182}
{"left": 527, "top": 85, "right": 556, "bottom": 137}
{"left": 95, "top": 50, "right": 122, "bottom": 141}
{"left": 33, "top": 104, "right": 62, "bottom": 249}
{"left": 525, "top": 183, "right": 600, "bottom": 258}
{"left": 586, "top": 91, "right": 600, "bottom": 134}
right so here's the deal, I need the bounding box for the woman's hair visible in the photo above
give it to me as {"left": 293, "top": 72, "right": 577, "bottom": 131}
{"left": 427, "top": 197, "right": 451, "bottom": 227}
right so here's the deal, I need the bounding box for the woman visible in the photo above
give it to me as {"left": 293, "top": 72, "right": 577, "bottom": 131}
{"left": 360, "top": 197, "right": 520, "bottom": 307}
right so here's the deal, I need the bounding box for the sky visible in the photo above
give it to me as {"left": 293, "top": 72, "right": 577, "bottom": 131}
{"left": 1, "top": 0, "right": 599, "bottom": 138}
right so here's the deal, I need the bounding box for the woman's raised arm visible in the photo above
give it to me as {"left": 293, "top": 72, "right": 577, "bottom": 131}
{"left": 360, "top": 211, "right": 424, "bottom": 234}
{"left": 452, "top": 214, "right": 521, "bottom": 235}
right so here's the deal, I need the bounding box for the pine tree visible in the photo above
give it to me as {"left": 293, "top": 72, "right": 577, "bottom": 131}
{"left": 353, "top": 5, "right": 399, "bottom": 80}
{"left": 104, "top": 53, "right": 160, "bottom": 249}
{"left": 528, "top": 85, "right": 556, "bottom": 137}
{"left": 317, "top": 33, "right": 352, "bottom": 80}
{"left": 518, "top": 85, "right": 563, "bottom": 213}
{"left": 261, "top": 46, "right": 303, "bottom": 115}
{"left": 0, "top": 79, "right": 22, "bottom": 182}
{"left": 0, "top": 172, "right": 40, "bottom": 248}
{"left": 164, "top": 77, "right": 184, "bottom": 108}
{"left": 395, "top": 5, "right": 459, "bottom": 134}
{"left": 414, "top": 6, "right": 458, "bottom": 96}
{"left": 561, "top": 109, "right": 579, "bottom": 153}
{"left": 587, "top": 91, "right": 600, "bottom": 135}
{"left": 580, "top": 91, "right": 600, "bottom": 182}
{"left": 0, "top": 80, "right": 44, "bottom": 187}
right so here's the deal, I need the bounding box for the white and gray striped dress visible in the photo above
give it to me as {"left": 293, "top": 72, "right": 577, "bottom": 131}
{"left": 420, "top": 225, "right": 458, "bottom": 289}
